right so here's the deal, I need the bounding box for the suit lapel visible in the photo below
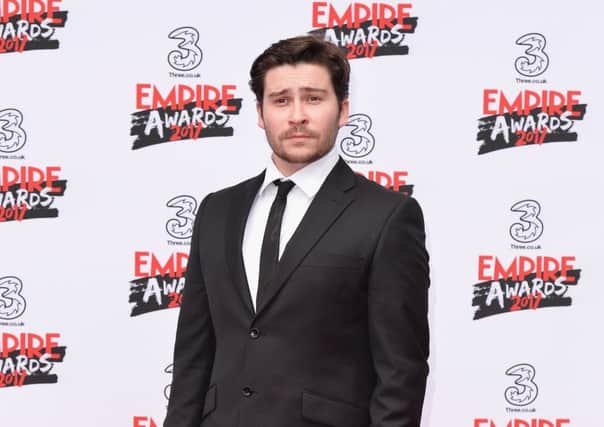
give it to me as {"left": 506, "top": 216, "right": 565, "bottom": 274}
{"left": 254, "top": 158, "right": 356, "bottom": 318}
{"left": 225, "top": 171, "right": 265, "bottom": 319}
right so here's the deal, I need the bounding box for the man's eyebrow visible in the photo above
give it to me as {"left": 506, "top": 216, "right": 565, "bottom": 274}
{"left": 300, "top": 87, "right": 328, "bottom": 93}
{"left": 267, "top": 89, "right": 289, "bottom": 98}
{"left": 267, "top": 87, "right": 328, "bottom": 98}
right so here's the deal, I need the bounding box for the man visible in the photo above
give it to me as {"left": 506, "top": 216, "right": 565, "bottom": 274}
{"left": 164, "top": 35, "right": 429, "bottom": 427}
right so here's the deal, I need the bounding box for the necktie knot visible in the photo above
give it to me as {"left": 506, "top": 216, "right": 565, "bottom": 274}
{"left": 274, "top": 179, "right": 295, "bottom": 200}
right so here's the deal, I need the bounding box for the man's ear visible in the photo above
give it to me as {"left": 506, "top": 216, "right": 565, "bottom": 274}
{"left": 256, "top": 102, "right": 265, "bottom": 129}
{"left": 338, "top": 98, "right": 350, "bottom": 128}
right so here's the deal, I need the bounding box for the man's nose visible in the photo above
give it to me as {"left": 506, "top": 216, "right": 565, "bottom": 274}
{"left": 288, "top": 100, "right": 308, "bottom": 125}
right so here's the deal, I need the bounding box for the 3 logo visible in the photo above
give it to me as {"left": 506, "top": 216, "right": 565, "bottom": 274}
{"left": 515, "top": 33, "right": 549, "bottom": 77}
{"left": 164, "top": 363, "right": 173, "bottom": 401}
{"left": 0, "top": 276, "right": 27, "bottom": 320}
{"left": 166, "top": 195, "right": 198, "bottom": 240}
{"left": 505, "top": 363, "right": 538, "bottom": 407}
{"left": 168, "top": 27, "right": 203, "bottom": 71}
{"left": 339, "top": 113, "right": 375, "bottom": 158}
{"left": 510, "top": 200, "right": 544, "bottom": 243}
{"left": 0, "top": 109, "right": 27, "bottom": 153}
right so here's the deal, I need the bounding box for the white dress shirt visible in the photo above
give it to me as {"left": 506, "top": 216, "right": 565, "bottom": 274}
{"left": 242, "top": 145, "right": 340, "bottom": 311}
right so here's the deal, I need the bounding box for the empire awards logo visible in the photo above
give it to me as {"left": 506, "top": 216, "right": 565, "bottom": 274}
{"left": 129, "top": 197, "right": 198, "bottom": 316}
{"left": 477, "top": 34, "right": 587, "bottom": 154}
{"left": 0, "top": 0, "right": 69, "bottom": 54}
{"left": 163, "top": 363, "right": 173, "bottom": 402}
{"left": 309, "top": 2, "right": 418, "bottom": 59}
{"left": 0, "top": 332, "right": 67, "bottom": 388}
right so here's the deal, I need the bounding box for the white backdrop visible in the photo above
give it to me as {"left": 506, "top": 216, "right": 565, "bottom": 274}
{"left": 2, "top": 1, "right": 603, "bottom": 426}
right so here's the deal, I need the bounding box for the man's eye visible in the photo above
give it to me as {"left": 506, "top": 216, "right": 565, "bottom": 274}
{"left": 275, "top": 98, "right": 288, "bottom": 105}
{"left": 308, "top": 96, "right": 321, "bottom": 103}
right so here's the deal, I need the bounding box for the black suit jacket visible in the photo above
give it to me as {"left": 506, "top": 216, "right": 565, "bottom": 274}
{"left": 164, "top": 158, "right": 429, "bottom": 427}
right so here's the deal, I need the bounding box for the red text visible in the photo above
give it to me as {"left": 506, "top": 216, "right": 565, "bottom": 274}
{"left": 133, "top": 416, "right": 158, "bottom": 427}
{"left": 136, "top": 84, "right": 237, "bottom": 112}
{"left": 478, "top": 256, "right": 576, "bottom": 282}
{"left": 134, "top": 251, "right": 188, "bottom": 278}
{"left": 0, "top": 0, "right": 61, "bottom": 23}
{"left": 0, "top": 332, "right": 61, "bottom": 359}
{"left": 312, "top": 2, "right": 412, "bottom": 30}
{"left": 483, "top": 90, "right": 582, "bottom": 117}
{"left": 474, "top": 419, "right": 570, "bottom": 427}
{"left": 356, "top": 170, "right": 408, "bottom": 192}
{"left": 0, "top": 165, "right": 62, "bottom": 192}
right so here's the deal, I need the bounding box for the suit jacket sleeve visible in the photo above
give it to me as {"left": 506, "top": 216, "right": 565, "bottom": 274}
{"left": 164, "top": 194, "right": 216, "bottom": 427}
{"left": 368, "top": 196, "right": 430, "bottom": 427}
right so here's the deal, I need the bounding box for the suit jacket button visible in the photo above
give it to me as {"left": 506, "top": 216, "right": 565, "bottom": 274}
{"left": 249, "top": 328, "right": 260, "bottom": 339}
{"left": 242, "top": 386, "right": 253, "bottom": 397}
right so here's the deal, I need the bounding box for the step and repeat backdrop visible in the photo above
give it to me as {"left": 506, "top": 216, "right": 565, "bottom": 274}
{"left": 1, "top": 0, "right": 602, "bottom": 426}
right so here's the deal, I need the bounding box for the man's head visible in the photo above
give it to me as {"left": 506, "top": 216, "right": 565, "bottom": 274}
{"left": 249, "top": 36, "right": 350, "bottom": 175}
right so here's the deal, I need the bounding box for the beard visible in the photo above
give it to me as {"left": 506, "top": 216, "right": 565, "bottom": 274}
{"left": 266, "top": 123, "right": 339, "bottom": 165}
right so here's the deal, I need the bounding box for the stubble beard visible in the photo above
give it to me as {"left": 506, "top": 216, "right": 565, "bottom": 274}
{"left": 266, "top": 122, "right": 339, "bottom": 166}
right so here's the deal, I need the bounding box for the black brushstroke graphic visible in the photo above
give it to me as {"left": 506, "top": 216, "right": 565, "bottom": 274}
{"left": 0, "top": 11, "right": 68, "bottom": 53}
{"left": 0, "top": 345, "right": 67, "bottom": 388}
{"left": 309, "top": 17, "right": 418, "bottom": 58}
{"left": 477, "top": 104, "right": 587, "bottom": 155}
{"left": 0, "top": 180, "right": 67, "bottom": 222}
{"left": 472, "top": 269, "right": 581, "bottom": 320}
{"left": 130, "top": 98, "right": 242, "bottom": 150}
{"left": 129, "top": 274, "right": 185, "bottom": 316}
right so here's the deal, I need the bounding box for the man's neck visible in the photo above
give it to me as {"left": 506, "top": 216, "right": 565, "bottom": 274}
{"left": 270, "top": 154, "right": 308, "bottom": 177}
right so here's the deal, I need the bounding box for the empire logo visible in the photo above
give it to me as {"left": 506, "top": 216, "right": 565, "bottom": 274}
{"left": 477, "top": 35, "right": 586, "bottom": 154}
{"left": 472, "top": 255, "right": 581, "bottom": 320}
{"left": 0, "top": 0, "right": 68, "bottom": 54}
{"left": 0, "top": 165, "right": 67, "bottom": 222}
{"left": 163, "top": 363, "right": 173, "bottom": 402}
{"left": 130, "top": 83, "right": 242, "bottom": 150}
{"left": 477, "top": 89, "right": 587, "bottom": 154}
{"left": 308, "top": 2, "right": 418, "bottom": 59}
{"left": 0, "top": 332, "right": 66, "bottom": 388}
{"left": 129, "top": 251, "right": 188, "bottom": 317}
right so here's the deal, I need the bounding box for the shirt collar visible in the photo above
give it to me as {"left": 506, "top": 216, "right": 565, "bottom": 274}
{"left": 259, "top": 144, "right": 340, "bottom": 198}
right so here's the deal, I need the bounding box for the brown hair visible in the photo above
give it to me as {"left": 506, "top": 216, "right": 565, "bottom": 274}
{"left": 249, "top": 35, "right": 350, "bottom": 106}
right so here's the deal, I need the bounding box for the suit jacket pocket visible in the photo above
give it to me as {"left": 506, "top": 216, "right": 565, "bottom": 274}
{"left": 301, "top": 252, "right": 364, "bottom": 270}
{"left": 302, "top": 390, "right": 368, "bottom": 427}
{"left": 201, "top": 384, "right": 217, "bottom": 420}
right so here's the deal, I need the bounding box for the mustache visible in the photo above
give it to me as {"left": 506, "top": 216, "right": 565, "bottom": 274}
{"left": 280, "top": 126, "right": 319, "bottom": 139}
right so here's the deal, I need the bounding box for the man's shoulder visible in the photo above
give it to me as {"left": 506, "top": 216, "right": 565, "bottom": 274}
{"left": 353, "top": 171, "right": 410, "bottom": 204}
{"left": 202, "top": 171, "right": 265, "bottom": 205}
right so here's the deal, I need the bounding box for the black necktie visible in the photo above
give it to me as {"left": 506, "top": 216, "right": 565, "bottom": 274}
{"left": 257, "top": 179, "right": 295, "bottom": 307}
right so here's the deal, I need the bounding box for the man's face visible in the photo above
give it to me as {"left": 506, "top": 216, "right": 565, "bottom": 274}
{"left": 257, "top": 63, "right": 349, "bottom": 174}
